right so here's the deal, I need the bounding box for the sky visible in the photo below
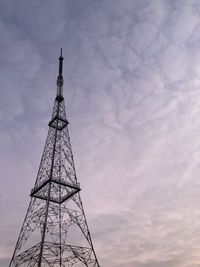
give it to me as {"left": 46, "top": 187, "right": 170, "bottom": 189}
{"left": 2, "top": 0, "right": 200, "bottom": 266}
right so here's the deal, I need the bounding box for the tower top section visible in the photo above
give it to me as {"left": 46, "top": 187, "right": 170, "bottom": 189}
{"left": 56, "top": 48, "right": 64, "bottom": 102}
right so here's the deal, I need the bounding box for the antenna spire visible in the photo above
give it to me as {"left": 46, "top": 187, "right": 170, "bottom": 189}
{"left": 56, "top": 48, "right": 64, "bottom": 101}
{"left": 59, "top": 48, "right": 63, "bottom": 76}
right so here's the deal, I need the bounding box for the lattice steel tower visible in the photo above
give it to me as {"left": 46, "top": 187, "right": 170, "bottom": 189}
{"left": 9, "top": 49, "right": 100, "bottom": 267}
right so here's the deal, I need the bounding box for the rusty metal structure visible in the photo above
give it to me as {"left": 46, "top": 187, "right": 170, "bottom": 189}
{"left": 9, "top": 49, "right": 100, "bottom": 267}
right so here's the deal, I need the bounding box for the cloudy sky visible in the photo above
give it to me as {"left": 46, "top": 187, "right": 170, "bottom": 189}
{"left": 2, "top": 0, "right": 200, "bottom": 266}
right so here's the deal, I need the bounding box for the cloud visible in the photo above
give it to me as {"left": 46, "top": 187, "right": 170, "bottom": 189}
{"left": 2, "top": 1, "right": 200, "bottom": 267}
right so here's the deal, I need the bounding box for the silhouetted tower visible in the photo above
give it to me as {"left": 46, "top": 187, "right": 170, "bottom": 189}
{"left": 9, "top": 49, "right": 100, "bottom": 267}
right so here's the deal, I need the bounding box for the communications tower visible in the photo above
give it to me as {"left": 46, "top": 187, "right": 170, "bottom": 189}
{"left": 9, "top": 49, "right": 100, "bottom": 267}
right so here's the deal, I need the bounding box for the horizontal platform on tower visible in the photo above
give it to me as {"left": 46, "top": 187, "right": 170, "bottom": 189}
{"left": 12, "top": 242, "right": 96, "bottom": 266}
{"left": 30, "top": 178, "right": 80, "bottom": 204}
{"left": 48, "top": 115, "right": 68, "bottom": 131}
{"left": 55, "top": 95, "right": 64, "bottom": 102}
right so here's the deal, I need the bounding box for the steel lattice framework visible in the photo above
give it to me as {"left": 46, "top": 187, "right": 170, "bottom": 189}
{"left": 9, "top": 49, "right": 100, "bottom": 267}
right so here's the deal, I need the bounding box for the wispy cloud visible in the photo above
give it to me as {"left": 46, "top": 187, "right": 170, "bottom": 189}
{"left": 2, "top": 1, "right": 200, "bottom": 266}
